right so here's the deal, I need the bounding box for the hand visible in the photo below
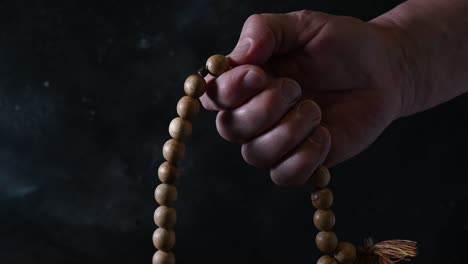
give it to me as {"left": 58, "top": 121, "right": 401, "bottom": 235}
{"left": 200, "top": 10, "right": 410, "bottom": 186}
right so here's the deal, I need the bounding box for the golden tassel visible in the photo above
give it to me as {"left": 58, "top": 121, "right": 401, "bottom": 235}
{"left": 356, "top": 238, "right": 418, "bottom": 264}
{"left": 371, "top": 240, "right": 418, "bottom": 264}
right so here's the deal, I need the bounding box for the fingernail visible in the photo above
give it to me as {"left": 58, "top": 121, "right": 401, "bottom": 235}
{"left": 281, "top": 79, "right": 301, "bottom": 102}
{"left": 308, "top": 126, "right": 327, "bottom": 144}
{"left": 243, "top": 70, "right": 264, "bottom": 88}
{"left": 298, "top": 100, "right": 318, "bottom": 116}
{"left": 229, "top": 39, "right": 252, "bottom": 61}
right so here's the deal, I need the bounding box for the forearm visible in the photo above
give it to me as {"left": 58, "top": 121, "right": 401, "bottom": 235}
{"left": 372, "top": 0, "right": 468, "bottom": 117}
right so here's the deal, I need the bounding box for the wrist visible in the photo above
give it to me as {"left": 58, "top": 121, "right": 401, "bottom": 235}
{"left": 370, "top": 12, "right": 419, "bottom": 118}
{"left": 371, "top": 0, "right": 468, "bottom": 118}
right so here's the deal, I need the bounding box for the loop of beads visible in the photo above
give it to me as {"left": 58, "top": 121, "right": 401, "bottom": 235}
{"left": 154, "top": 53, "right": 415, "bottom": 264}
{"left": 153, "top": 54, "right": 230, "bottom": 264}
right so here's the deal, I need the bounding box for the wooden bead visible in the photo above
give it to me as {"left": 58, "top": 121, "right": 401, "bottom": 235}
{"left": 313, "top": 210, "right": 336, "bottom": 231}
{"left": 154, "top": 206, "right": 177, "bottom": 229}
{"left": 206, "top": 54, "right": 230, "bottom": 77}
{"left": 311, "top": 188, "right": 333, "bottom": 209}
{"left": 184, "top": 74, "right": 206, "bottom": 97}
{"left": 152, "top": 250, "right": 175, "bottom": 264}
{"left": 152, "top": 228, "right": 176, "bottom": 251}
{"left": 317, "top": 255, "right": 338, "bottom": 264}
{"left": 155, "top": 183, "right": 178, "bottom": 206}
{"left": 169, "top": 117, "right": 192, "bottom": 141}
{"left": 334, "top": 242, "right": 357, "bottom": 264}
{"left": 177, "top": 96, "right": 200, "bottom": 120}
{"left": 316, "top": 231, "right": 338, "bottom": 253}
{"left": 311, "top": 166, "right": 331, "bottom": 188}
{"left": 162, "top": 139, "right": 185, "bottom": 164}
{"left": 158, "top": 162, "right": 179, "bottom": 184}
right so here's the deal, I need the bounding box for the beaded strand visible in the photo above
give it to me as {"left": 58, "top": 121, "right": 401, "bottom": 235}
{"left": 310, "top": 166, "right": 357, "bottom": 264}
{"left": 154, "top": 54, "right": 417, "bottom": 264}
{"left": 153, "top": 54, "right": 230, "bottom": 264}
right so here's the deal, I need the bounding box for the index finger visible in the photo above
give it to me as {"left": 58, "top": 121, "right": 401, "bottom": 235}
{"left": 199, "top": 64, "right": 269, "bottom": 111}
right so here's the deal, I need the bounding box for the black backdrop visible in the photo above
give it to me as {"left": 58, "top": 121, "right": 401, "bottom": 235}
{"left": 0, "top": 0, "right": 467, "bottom": 263}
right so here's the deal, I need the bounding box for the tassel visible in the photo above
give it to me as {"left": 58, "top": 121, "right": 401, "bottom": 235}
{"left": 356, "top": 238, "right": 418, "bottom": 264}
{"left": 371, "top": 240, "right": 418, "bottom": 264}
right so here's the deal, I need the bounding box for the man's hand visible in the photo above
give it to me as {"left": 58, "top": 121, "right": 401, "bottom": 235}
{"left": 200, "top": 10, "right": 411, "bottom": 186}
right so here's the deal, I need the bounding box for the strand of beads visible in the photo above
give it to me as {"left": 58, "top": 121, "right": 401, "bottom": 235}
{"left": 311, "top": 166, "right": 357, "bottom": 264}
{"left": 153, "top": 54, "right": 230, "bottom": 264}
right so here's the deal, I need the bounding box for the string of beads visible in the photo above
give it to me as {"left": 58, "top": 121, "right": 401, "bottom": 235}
{"left": 153, "top": 54, "right": 417, "bottom": 264}
{"left": 153, "top": 54, "right": 230, "bottom": 264}
{"left": 310, "top": 166, "right": 357, "bottom": 264}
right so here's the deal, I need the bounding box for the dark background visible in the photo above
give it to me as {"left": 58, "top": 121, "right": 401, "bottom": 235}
{"left": 0, "top": 0, "right": 467, "bottom": 263}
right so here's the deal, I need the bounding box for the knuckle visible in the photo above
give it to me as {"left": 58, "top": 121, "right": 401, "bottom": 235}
{"left": 243, "top": 14, "right": 268, "bottom": 36}
{"left": 241, "top": 143, "right": 257, "bottom": 167}
{"left": 215, "top": 111, "right": 246, "bottom": 143}
{"left": 215, "top": 111, "right": 236, "bottom": 142}
{"left": 270, "top": 169, "right": 294, "bottom": 186}
{"left": 298, "top": 99, "right": 322, "bottom": 120}
{"left": 241, "top": 142, "right": 272, "bottom": 168}
{"left": 244, "top": 14, "right": 265, "bottom": 27}
{"left": 282, "top": 122, "right": 298, "bottom": 140}
{"left": 216, "top": 78, "right": 235, "bottom": 105}
{"left": 216, "top": 65, "right": 265, "bottom": 108}
{"left": 278, "top": 78, "right": 302, "bottom": 102}
{"left": 310, "top": 16, "right": 362, "bottom": 51}
{"left": 309, "top": 25, "right": 335, "bottom": 52}
{"left": 242, "top": 14, "right": 275, "bottom": 47}
{"left": 305, "top": 18, "right": 342, "bottom": 53}
{"left": 292, "top": 10, "right": 328, "bottom": 26}
{"left": 270, "top": 150, "right": 316, "bottom": 187}
{"left": 271, "top": 168, "right": 308, "bottom": 187}
{"left": 294, "top": 10, "right": 315, "bottom": 20}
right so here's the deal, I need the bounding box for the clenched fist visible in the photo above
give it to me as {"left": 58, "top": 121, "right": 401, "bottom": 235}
{"left": 200, "top": 10, "right": 410, "bottom": 186}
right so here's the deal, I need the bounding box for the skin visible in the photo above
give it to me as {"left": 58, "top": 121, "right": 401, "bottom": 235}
{"left": 200, "top": 0, "right": 468, "bottom": 186}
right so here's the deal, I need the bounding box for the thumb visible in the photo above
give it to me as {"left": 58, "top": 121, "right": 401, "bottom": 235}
{"left": 228, "top": 10, "right": 329, "bottom": 65}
